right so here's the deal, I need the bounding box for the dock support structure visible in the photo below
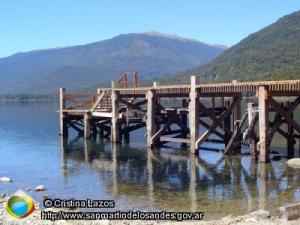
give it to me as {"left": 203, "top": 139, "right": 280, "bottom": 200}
{"left": 147, "top": 89, "right": 156, "bottom": 148}
{"left": 84, "top": 113, "right": 91, "bottom": 139}
{"left": 189, "top": 76, "right": 199, "bottom": 154}
{"left": 258, "top": 86, "right": 270, "bottom": 163}
{"left": 111, "top": 87, "right": 120, "bottom": 143}
{"left": 59, "top": 88, "right": 68, "bottom": 137}
{"left": 247, "top": 103, "right": 258, "bottom": 160}
{"left": 233, "top": 97, "right": 241, "bottom": 153}
{"left": 287, "top": 105, "right": 295, "bottom": 158}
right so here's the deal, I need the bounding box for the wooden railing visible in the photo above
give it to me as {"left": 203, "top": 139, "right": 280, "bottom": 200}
{"left": 63, "top": 93, "right": 98, "bottom": 110}
{"left": 117, "top": 72, "right": 139, "bottom": 88}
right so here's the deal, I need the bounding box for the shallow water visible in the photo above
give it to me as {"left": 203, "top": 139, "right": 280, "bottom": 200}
{"left": 0, "top": 102, "right": 300, "bottom": 219}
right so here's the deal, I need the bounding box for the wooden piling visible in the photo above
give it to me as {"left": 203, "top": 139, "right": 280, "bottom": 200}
{"left": 147, "top": 89, "right": 156, "bottom": 148}
{"left": 59, "top": 88, "right": 68, "bottom": 137}
{"left": 189, "top": 76, "right": 199, "bottom": 154}
{"left": 233, "top": 97, "right": 242, "bottom": 153}
{"left": 287, "top": 102, "right": 295, "bottom": 158}
{"left": 84, "top": 113, "right": 91, "bottom": 139}
{"left": 111, "top": 88, "right": 120, "bottom": 143}
{"left": 247, "top": 103, "right": 257, "bottom": 160}
{"left": 224, "top": 101, "right": 231, "bottom": 146}
{"left": 258, "top": 86, "right": 270, "bottom": 163}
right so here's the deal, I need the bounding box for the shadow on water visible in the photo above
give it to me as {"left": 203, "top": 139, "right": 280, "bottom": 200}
{"left": 61, "top": 136, "right": 300, "bottom": 219}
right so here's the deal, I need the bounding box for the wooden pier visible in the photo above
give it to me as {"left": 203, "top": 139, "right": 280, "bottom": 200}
{"left": 59, "top": 72, "right": 300, "bottom": 163}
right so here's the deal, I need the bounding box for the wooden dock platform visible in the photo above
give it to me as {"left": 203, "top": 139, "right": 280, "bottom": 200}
{"left": 59, "top": 72, "right": 300, "bottom": 163}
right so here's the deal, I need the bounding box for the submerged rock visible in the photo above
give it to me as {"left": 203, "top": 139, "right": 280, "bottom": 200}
{"left": 249, "top": 209, "right": 271, "bottom": 219}
{"left": 0, "top": 193, "right": 6, "bottom": 199}
{"left": 0, "top": 177, "right": 12, "bottom": 182}
{"left": 34, "top": 185, "right": 46, "bottom": 191}
{"left": 287, "top": 158, "right": 300, "bottom": 169}
{"left": 92, "top": 159, "right": 112, "bottom": 171}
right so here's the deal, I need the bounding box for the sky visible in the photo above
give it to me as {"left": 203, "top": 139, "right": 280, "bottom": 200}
{"left": 0, "top": 0, "right": 300, "bottom": 58}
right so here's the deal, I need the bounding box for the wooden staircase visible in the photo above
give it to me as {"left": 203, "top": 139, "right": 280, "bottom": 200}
{"left": 92, "top": 91, "right": 112, "bottom": 112}
{"left": 90, "top": 72, "right": 140, "bottom": 114}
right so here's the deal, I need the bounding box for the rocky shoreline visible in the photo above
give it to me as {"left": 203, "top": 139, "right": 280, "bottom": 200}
{"left": 1, "top": 195, "right": 300, "bottom": 225}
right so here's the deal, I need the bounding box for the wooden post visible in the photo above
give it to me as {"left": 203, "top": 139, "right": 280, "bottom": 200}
{"left": 233, "top": 97, "right": 241, "bottom": 153}
{"left": 258, "top": 86, "right": 270, "bottom": 163}
{"left": 287, "top": 102, "right": 295, "bottom": 158}
{"left": 224, "top": 100, "right": 231, "bottom": 146}
{"left": 189, "top": 76, "right": 199, "bottom": 154}
{"left": 134, "top": 72, "right": 138, "bottom": 87}
{"left": 84, "top": 113, "right": 91, "bottom": 139}
{"left": 111, "top": 89, "right": 120, "bottom": 143}
{"left": 147, "top": 90, "right": 156, "bottom": 148}
{"left": 248, "top": 103, "right": 257, "bottom": 160}
{"left": 59, "top": 88, "right": 68, "bottom": 137}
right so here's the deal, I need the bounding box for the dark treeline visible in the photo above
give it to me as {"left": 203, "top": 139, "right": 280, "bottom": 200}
{"left": 0, "top": 94, "right": 57, "bottom": 102}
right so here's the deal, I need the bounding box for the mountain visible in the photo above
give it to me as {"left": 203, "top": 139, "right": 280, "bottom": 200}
{"left": 0, "top": 32, "right": 226, "bottom": 94}
{"left": 167, "top": 10, "right": 300, "bottom": 83}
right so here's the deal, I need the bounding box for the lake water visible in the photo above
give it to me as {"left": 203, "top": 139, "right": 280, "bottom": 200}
{"left": 1, "top": 102, "right": 300, "bottom": 219}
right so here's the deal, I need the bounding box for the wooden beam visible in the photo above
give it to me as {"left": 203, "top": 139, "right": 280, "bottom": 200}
{"left": 147, "top": 90, "right": 156, "bottom": 148}
{"left": 84, "top": 113, "right": 91, "bottom": 139}
{"left": 196, "top": 97, "right": 241, "bottom": 148}
{"left": 233, "top": 97, "right": 242, "bottom": 153}
{"left": 111, "top": 90, "right": 120, "bottom": 143}
{"left": 287, "top": 102, "right": 295, "bottom": 158}
{"left": 258, "top": 86, "right": 269, "bottom": 163}
{"left": 224, "top": 110, "right": 247, "bottom": 154}
{"left": 189, "top": 76, "right": 199, "bottom": 154}
{"left": 247, "top": 103, "right": 258, "bottom": 160}
{"left": 199, "top": 119, "right": 225, "bottom": 140}
{"left": 59, "top": 88, "right": 68, "bottom": 137}
{"left": 160, "top": 137, "right": 191, "bottom": 143}
{"left": 151, "top": 114, "right": 176, "bottom": 143}
{"left": 269, "top": 97, "right": 300, "bottom": 142}
{"left": 268, "top": 96, "right": 300, "bottom": 134}
{"left": 198, "top": 101, "right": 232, "bottom": 136}
{"left": 119, "top": 98, "right": 147, "bottom": 112}
{"left": 68, "top": 121, "right": 83, "bottom": 136}
{"left": 90, "top": 91, "right": 105, "bottom": 111}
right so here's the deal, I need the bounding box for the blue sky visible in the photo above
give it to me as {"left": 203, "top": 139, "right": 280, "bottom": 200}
{"left": 0, "top": 0, "right": 299, "bottom": 57}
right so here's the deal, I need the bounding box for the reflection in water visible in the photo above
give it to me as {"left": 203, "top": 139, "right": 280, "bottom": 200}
{"left": 3, "top": 103, "right": 300, "bottom": 220}
{"left": 112, "top": 143, "right": 118, "bottom": 197}
{"left": 189, "top": 154, "right": 197, "bottom": 212}
{"left": 60, "top": 137, "right": 300, "bottom": 219}
{"left": 147, "top": 148, "right": 154, "bottom": 207}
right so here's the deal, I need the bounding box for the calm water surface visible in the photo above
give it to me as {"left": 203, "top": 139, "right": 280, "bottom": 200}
{"left": 1, "top": 102, "right": 300, "bottom": 219}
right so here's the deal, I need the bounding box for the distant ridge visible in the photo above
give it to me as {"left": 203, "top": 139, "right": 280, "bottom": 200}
{"left": 0, "top": 32, "right": 225, "bottom": 94}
